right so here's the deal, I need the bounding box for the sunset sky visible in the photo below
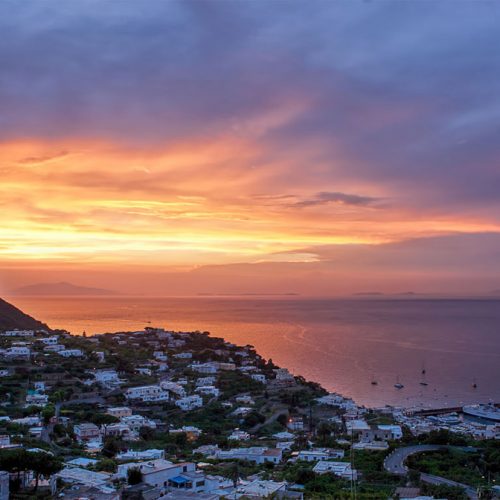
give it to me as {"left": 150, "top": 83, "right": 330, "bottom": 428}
{"left": 1, "top": 0, "right": 500, "bottom": 296}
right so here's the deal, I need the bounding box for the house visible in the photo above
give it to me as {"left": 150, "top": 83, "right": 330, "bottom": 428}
{"left": 195, "top": 386, "right": 220, "bottom": 397}
{"left": 287, "top": 417, "right": 304, "bottom": 432}
{"left": 174, "top": 352, "right": 193, "bottom": 359}
{"left": 273, "top": 431, "right": 295, "bottom": 441}
{"left": 298, "top": 449, "right": 344, "bottom": 462}
{"left": 125, "top": 385, "right": 169, "bottom": 402}
{"left": 106, "top": 406, "right": 132, "bottom": 419}
{"left": 59, "top": 349, "right": 83, "bottom": 358}
{"left": 234, "top": 479, "right": 290, "bottom": 499}
{"left": 1, "top": 329, "right": 35, "bottom": 337}
{"left": 39, "top": 336, "right": 59, "bottom": 345}
{"left": 154, "top": 351, "right": 168, "bottom": 361}
{"left": 160, "top": 381, "right": 187, "bottom": 397}
{"left": 251, "top": 374, "right": 267, "bottom": 384}
{"left": 136, "top": 367, "right": 152, "bottom": 376}
{"left": 345, "top": 419, "right": 370, "bottom": 434}
{"left": 228, "top": 430, "right": 250, "bottom": 441}
{"left": 103, "top": 423, "right": 133, "bottom": 439}
{"left": 121, "top": 414, "right": 157, "bottom": 432}
{"left": 95, "top": 351, "right": 105, "bottom": 362}
{"left": 216, "top": 362, "right": 236, "bottom": 371}
{"left": 273, "top": 368, "right": 295, "bottom": 386}
{"left": 56, "top": 467, "right": 111, "bottom": 488}
{"left": 115, "top": 449, "right": 164, "bottom": 461}
{"left": 359, "top": 424, "right": 402, "bottom": 442}
{"left": 175, "top": 395, "right": 203, "bottom": 411}
{"left": 313, "top": 461, "right": 357, "bottom": 480}
{"left": 4, "top": 346, "right": 30, "bottom": 359}
{"left": 195, "top": 377, "right": 216, "bottom": 387}
{"left": 235, "top": 395, "right": 254, "bottom": 405}
{"left": 170, "top": 426, "right": 202, "bottom": 441}
{"left": 25, "top": 393, "right": 49, "bottom": 407}
{"left": 216, "top": 447, "right": 282, "bottom": 464}
{"left": 377, "top": 424, "right": 403, "bottom": 440}
{"left": 119, "top": 460, "right": 199, "bottom": 492}
{"left": 0, "top": 472, "right": 8, "bottom": 500}
{"left": 44, "top": 344, "right": 65, "bottom": 352}
{"left": 190, "top": 362, "right": 217, "bottom": 374}
{"left": 94, "top": 369, "right": 121, "bottom": 388}
{"left": 66, "top": 457, "right": 98, "bottom": 469}
{"left": 74, "top": 423, "right": 101, "bottom": 442}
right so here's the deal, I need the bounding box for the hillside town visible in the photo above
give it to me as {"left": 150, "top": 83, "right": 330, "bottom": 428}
{"left": 0, "top": 326, "right": 498, "bottom": 499}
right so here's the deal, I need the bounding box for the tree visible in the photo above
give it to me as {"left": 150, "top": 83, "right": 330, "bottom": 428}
{"left": 95, "top": 458, "right": 117, "bottom": 473}
{"left": 127, "top": 467, "right": 143, "bottom": 485}
{"left": 102, "top": 436, "right": 121, "bottom": 458}
{"left": 30, "top": 452, "right": 62, "bottom": 491}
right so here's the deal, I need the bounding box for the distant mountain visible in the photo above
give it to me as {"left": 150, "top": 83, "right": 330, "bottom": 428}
{"left": 488, "top": 289, "right": 500, "bottom": 295}
{"left": 353, "top": 292, "right": 384, "bottom": 296}
{"left": 10, "top": 281, "right": 118, "bottom": 296}
{"left": 0, "top": 297, "right": 50, "bottom": 331}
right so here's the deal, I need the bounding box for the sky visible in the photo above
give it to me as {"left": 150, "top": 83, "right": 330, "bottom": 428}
{"left": 1, "top": 0, "right": 500, "bottom": 296}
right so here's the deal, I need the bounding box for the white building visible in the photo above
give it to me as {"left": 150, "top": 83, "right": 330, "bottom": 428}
{"left": 174, "top": 352, "right": 193, "bottom": 359}
{"left": 195, "top": 386, "right": 220, "bottom": 397}
{"left": 125, "top": 385, "right": 169, "bottom": 403}
{"left": 175, "top": 395, "right": 203, "bottom": 411}
{"left": 1, "top": 330, "right": 35, "bottom": 337}
{"left": 160, "top": 381, "right": 186, "bottom": 397}
{"left": 234, "top": 479, "right": 288, "bottom": 498}
{"left": 190, "top": 362, "right": 217, "bottom": 374}
{"left": 251, "top": 374, "right": 267, "bottom": 384}
{"left": 195, "top": 377, "right": 216, "bottom": 387}
{"left": 74, "top": 423, "right": 101, "bottom": 442}
{"left": 313, "top": 461, "right": 357, "bottom": 480}
{"left": 121, "top": 415, "right": 156, "bottom": 432}
{"left": 228, "top": 430, "right": 250, "bottom": 441}
{"left": 5, "top": 346, "right": 30, "bottom": 358}
{"left": 298, "top": 449, "right": 344, "bottom": 462}
{"left": 39, "top": 336, "right": 59, "bottom": 345}
{"left": 59, "top": 349, "right": 84, "bottom": 358}
{"left": 115, "top": 449, "right": 164, "bottom": 461}
{"left": 94, "top": 369, "right": 121, "bottom": 388}
{"left": 25, "top": 393, "right": 49, "bottom": 407}
{"left": 106, "top": 406, "right": 133, "bottom": 419}
{"left": 216, "top": 447, "right": 282, "bottom": 465}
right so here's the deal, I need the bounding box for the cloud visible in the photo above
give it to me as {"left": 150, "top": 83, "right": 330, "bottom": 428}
{"left": 293, "top": 191, "right": 380, "bottom": 208}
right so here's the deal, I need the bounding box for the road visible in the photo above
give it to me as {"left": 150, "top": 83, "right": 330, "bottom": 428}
{"left": 384, "top": 445, "right": 478, "bottom": 499}
{"left": 421, "top": 472, "right": 478, "bottom": 500}
{"left": 384, "top": 444, "right": 443, "bottom": 475}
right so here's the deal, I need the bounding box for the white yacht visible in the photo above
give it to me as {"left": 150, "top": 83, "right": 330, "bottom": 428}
{"left": 462, "top": 403, "right": 500, "bottom": 422}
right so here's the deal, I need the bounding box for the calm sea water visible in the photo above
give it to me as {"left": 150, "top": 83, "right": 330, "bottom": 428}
{"left": 9, "top": 296, "right": 500, "bottom": 409}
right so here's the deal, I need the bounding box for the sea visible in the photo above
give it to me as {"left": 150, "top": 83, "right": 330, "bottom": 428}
{"left": 9, "top": 296, "right": 500, "bottom": 409}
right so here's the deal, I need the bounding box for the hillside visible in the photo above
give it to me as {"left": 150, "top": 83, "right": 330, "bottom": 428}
{"left": 10, "top": 281, "right": 117, "bottom": 296}
{"left": 0, "top": 297, "right": 50, "bottom": 331}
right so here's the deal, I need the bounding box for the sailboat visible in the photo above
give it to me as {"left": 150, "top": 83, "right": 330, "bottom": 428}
{"left": 420, "top": 369, "right": 429, "bottom": 386}
{"left": 370, "top": 372, "right": 378, "bottom": 385}
{"left": 421, "top": 362, "right": 426, "bottom": 376}
{"left": 472, "top": 378, "right": 477, "bottom": 389}
{"left": 394, "top": 376, "right": 404, "bottom": 389}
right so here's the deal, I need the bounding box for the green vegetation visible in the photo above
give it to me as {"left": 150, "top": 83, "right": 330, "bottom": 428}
{"left": 407, "top": 444, "right": 500, "bottom": 488}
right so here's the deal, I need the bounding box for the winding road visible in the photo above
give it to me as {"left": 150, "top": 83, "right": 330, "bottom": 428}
{"left": 384, "top": 445, "right": 478, "bottom": 499}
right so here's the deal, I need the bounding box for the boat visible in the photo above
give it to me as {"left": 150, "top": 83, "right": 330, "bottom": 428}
{"left": 462, "top": 403, "right": 500, "bottom": 422}
{"left": 472, "top": 378, "right": 477, "bottom": 389}
{"left": 394, "top": 377, "right": 404, "bottom": 389}
{"left": 371, "top": 380, "right": 378, "bottom": 385}
{"left": 419, "top": 381, "right": 428, "bottom": 386}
